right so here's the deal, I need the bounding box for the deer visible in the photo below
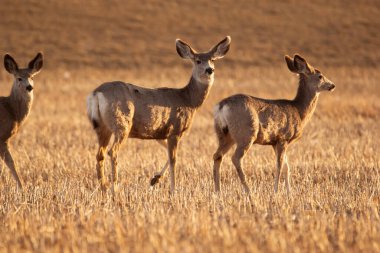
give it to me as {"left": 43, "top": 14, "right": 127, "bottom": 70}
{"left": 0, "top": 52, "right": 44, "bottom": 189}
{"left": 87, "top": 36, "right": 231, "bottom": 193}
{"left": 212, "top": 54, "right": 335, "bottom": 194}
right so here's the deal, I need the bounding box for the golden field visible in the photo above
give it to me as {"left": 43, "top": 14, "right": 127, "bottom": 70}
{"left": 0, "top": 1, "right": 380, "bottom": 252}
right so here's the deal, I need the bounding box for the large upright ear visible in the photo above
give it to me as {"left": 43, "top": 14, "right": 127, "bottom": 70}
{"left": 28, "top": 52, "right": 43, "bottom": 75}
{"left": 210, "top": 36, "right": 231, "bottom": 60}
{"left": 293, "top": 54, "right": 311, "bottom": 74}
{"left": 285, "top": 55, "right": 297, "bottom": 73}
{"left": 4, "top": 54, "right": 19, "bottom": 74}
{"left": 176, "top": 39, "right": 195, "bottom": 60}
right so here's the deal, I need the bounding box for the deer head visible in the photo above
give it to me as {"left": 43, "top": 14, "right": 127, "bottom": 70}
{"left": 176, "top": 36, "right": 231, "bottom": 85}
{"left": 285, "top": 54, "right": 335, "bottom": 92}
{"left": 4, "top": 52, "right": 44, "bottom": 99}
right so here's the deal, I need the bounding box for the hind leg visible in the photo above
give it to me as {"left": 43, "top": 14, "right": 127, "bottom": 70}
{"left": 227, "top": 115, "right": 257, "bottom": 194}
{"left": 108, "top": 128, "right": 130, "bottom": 192}
{"left": 104, "top": 101, "right": 134, "bottom": 193}
{"left": 95, "top": 127, "right": 112, "bottom": 190}
{"left": 213, "top": 128, "right": 234, "bottom": 192}
{"left": 231, "top": 140, "right": 253, "bottom": 194}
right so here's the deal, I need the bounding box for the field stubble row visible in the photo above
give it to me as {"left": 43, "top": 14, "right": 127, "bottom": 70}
{"left": 0, "top": 66, "right": 379, "bottom": 252}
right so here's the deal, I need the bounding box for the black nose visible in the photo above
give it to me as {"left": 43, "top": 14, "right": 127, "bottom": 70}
{"left": 329, "top": 84, "right": 336, "bottom": 91}
{"left": 26, "top": 85, "right": 33, "bottom": 92}
{"left": 205, "top": 68, "right": 214, "bottom": 75}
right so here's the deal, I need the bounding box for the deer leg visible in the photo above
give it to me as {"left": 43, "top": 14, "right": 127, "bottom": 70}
{"left": 273, "top": 143, "right": 287, "bottom": 193}
{"left": 231, "top": 141, "right": 253, "bottom": 194}
{"left": 150, "top": 140, "right": 169, "bottom": 186}
{"left": 0, "top": 143, "right": 23, "bottom": 189}
{"left": 283, "top": 155, "right": 291, "bottom": 194}
{"left": 167, "top": 136, "right": 180, "bottom": 194}
{"left": 150, "top": 161, "right": 169, "bottom": 186}
{"left": 108, "top": 129, "right": 128, "bottom": 193}
{"left": 213, "top": 131, "right": 234, "bottom": 192}
{"left": 95, "top": 128, "right": 111, "bottom": 191}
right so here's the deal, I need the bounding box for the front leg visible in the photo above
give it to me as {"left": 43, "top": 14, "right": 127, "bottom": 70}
{"left": 167, "top": 136, "right": 180, "bottom": 194}
{"left": 150, "top": 161, "right": 169, "bottom": 186}
{"left": 150, "top": 140, "right": 169, "bottom": 186}
{"left": 273, "top": 142, "right": 288, "bottom": 193}
{"left": 283, "top": 155, "right": 291, "bottom": 194}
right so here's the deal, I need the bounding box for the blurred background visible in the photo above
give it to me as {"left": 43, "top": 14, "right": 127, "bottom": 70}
{"left": 1, "top": 0, "right": 379, "bottom": 71}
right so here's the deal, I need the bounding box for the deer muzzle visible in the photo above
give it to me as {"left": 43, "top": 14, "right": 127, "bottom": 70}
{"left": 205, "top": 68, "right": 214, "bottom": 75}
{"left": 26, "top": 85, "right": 33, "bottom": 92}
{"left": 328, "top": 83, "right": 336, "bottom": 91}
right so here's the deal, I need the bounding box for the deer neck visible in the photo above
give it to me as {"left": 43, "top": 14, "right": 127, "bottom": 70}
{"left": 293, "top": 76, "right": 319, "bottom": 125}
{"left": 9, "top": 84, "right": 33, "bottom": 124}
{"left": 183, "top": 76, "right": 213, "bottom": 108}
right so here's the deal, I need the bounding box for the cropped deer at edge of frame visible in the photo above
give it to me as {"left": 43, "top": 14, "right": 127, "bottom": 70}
{"left": 87, "top": 36, "right": 231, "bottom": 193}
{"left": 0, "top": 53, "right": 44, "bottom": 189}
{"left": 212, "top": 54, "right": 335, "bottom": 194}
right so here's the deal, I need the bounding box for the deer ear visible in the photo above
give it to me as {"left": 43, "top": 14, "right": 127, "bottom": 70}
{"left": 293, "top": 54, "right": 311, "bottom": 74}
{"left": 4, "top": 54, "right": 19, "bottom": 74}
{"left": 285, "top": 55, "right": 298, "bottom": 73}
{"left": 176, "top": 39, "right": 195, "bottom": 60}
{"left": 28, "top": 52, "right": 43, "bottom": 75}
{"left": 210, "top": 36, "right": 231, "bottom": 60}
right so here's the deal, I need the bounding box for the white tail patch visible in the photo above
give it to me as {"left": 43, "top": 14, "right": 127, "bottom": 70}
{"left": 87, "top": 92, "right": 109, "bottom": 128}
{"left": 97, "top": 92, "right": 109, "bottom": 120}
{"left": 214, "top": 104, "right": 230, "bottom": 129}
{"left": 86, "top": 93, "right": 100, "bottom": 122}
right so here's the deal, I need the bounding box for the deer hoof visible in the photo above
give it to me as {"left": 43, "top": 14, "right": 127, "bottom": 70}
{"left": 150, "top": 175, "right": 161, "bottom": 186}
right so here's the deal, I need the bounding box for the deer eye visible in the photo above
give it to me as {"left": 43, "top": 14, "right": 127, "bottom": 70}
{"left": 196, "top": 60, "right": 201, "bottom": 64}
{"left": 17, "top": 78, "right": 22, "bottom": 82}
{"left": 318, "top": 75, "right": 323, "bottom": 79}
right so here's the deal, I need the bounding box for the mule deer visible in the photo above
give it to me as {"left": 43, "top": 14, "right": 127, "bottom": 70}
{"left": 87, "top": 37, "right": 231, "bottom": 193}
{"left": 213, "top": 54, "right": 335, "bottom": 194}
{"left": 0, "top": 53, "right": 43, "bottom": 189}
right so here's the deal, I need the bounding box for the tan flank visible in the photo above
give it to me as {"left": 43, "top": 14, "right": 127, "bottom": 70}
{"left": 87, "top": 36, "right": 231, "bottom": 193}
{"left": 213, "top": 54, "right": 335, "bottom": 194}
{"left": 0, "top": 53, "right": 43, "bottom": 189}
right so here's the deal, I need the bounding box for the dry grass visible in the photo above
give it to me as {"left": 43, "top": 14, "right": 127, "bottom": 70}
{"left": 1, "top": 0, "right": 380, "bottom": 252}
{"left": 0, "top": 66, "right": 379, "bottom": 252}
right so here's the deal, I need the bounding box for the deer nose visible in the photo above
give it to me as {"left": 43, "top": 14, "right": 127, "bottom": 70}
{"left": 328, "top": 83, "right": 336, "bottom": 91}
{"left": 205, "top": 68, "right": 214, "bottom": 75}
{"left": 26, "top": 85, "right": 33, "bottom": 92}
